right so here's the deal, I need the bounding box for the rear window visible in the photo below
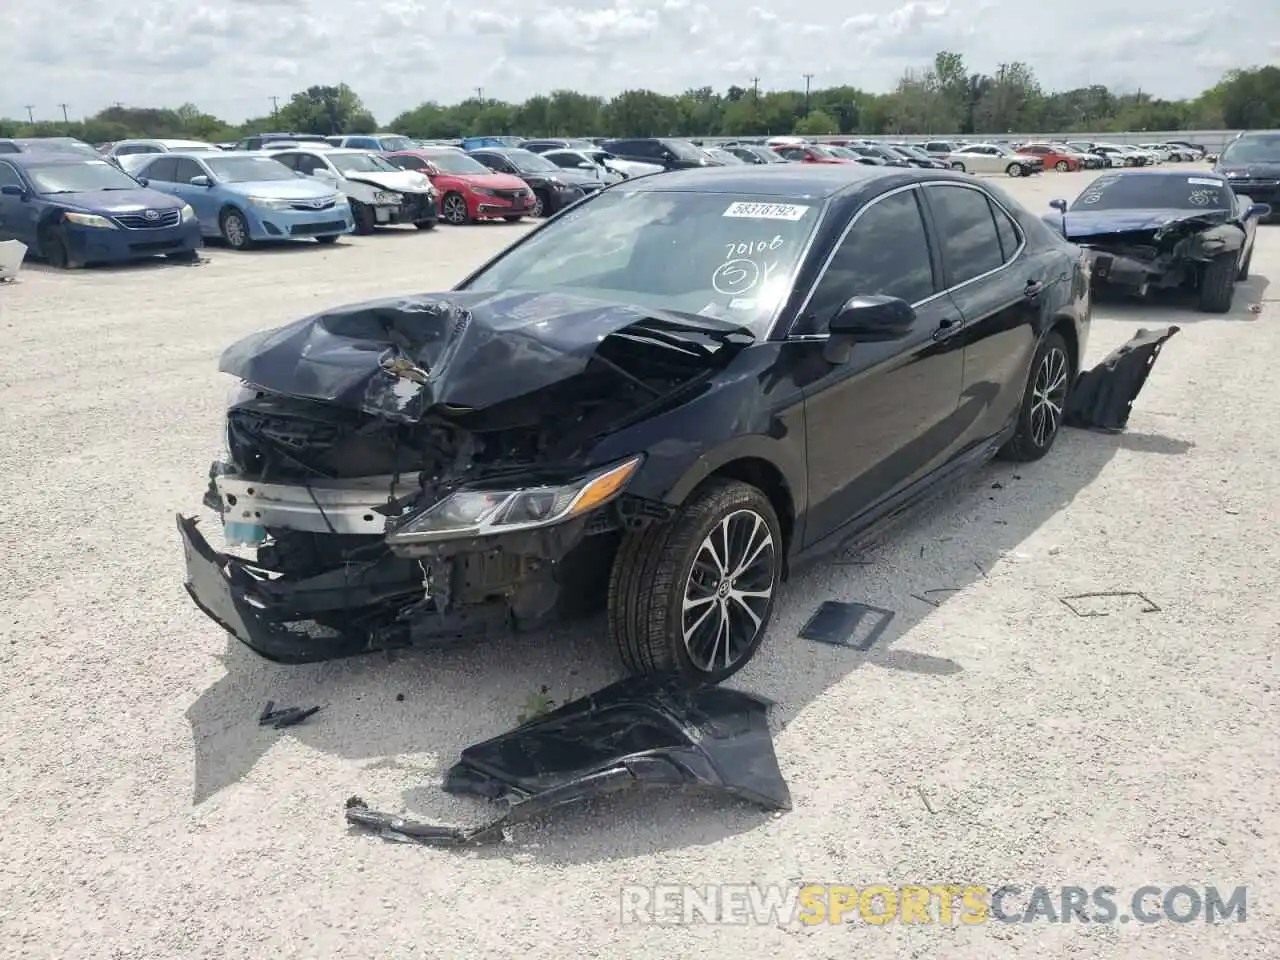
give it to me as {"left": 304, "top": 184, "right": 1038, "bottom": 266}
{"left": 1071, "top": 174, "right": 1230, "bottom": 211}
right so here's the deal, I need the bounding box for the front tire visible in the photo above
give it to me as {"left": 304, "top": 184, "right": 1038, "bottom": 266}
{"left": 351, "top": 201, "right": 376, "bottom": 235}
{"left": 1006, "top": 163, "right": 1023, "bottom": 177}
{"left": 952, "top": 162, "right": 966, "bottom": 172}
{"left": 39, "top": 223, "right": 74, "bottom": 268}
{"left": 608, "top": 479, "right": 781, "bottom": 685}
{"left": 219, "top": 208, "right": 253, "bottom": 250}
{"left": 1198, "top": 253, "right": 1237, "bottom": 313}
{"left": 530, "top": 189, "right": 549, "bottom": 218}
{"left": 1055, "top": 160, "right": 1070, "bottom": 172}
{"left": 440, "top": 192, "right": 470, "bottom": 225}
{"left": 998, "top": 330, "right": 1072, "bottom": 462}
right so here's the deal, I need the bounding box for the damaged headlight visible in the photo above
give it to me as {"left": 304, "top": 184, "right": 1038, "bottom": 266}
{"left": 386, "top": 456, "right": 643, "bottom": 544}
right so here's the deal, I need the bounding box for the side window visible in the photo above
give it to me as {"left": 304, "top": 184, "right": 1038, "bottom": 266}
{"left": 548, "top": 154, "right": 575, "bottom": 168}
{"left": 274, "top": 153, "right": 298, "bottom": 170}
{"left": 925, "top": 184, "right": 1004, "bottom": 285}
{"left": 634, "top": 141, "right": 663, "bottom": 159}
{"left": 145, "top": 157, "right": 179, "bottom": 182}
{"left": 389, "top": 156, "right": 424, "bottom": 170}
{"left": 0, "top": 161, "right": 23, "bottom": 187}
{"left": 778, "top": 147, "right": 802, "bottom": 160}
{"left": 987, "top": 198, "right": 1022, "bottom": 263}
{"left": 803, "top": 189, "right": 937, "bottom": 334}
{"left": 348, "top": 137, "right": 377, "bottom": 149}
{"left": 0, "top": 142, "right": 19, "bottom": 154}
{"left": 297, "top": 155, "right": 322, "bottom": 175}
{"left": 171, "top": 158, "right": 205, "bottom": 183}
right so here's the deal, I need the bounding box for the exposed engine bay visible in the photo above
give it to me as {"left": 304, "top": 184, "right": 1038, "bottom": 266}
{"left": 1075, "top": 212, "right": 1244, "bottom": 293}
{"left": 179, "top": 291, "right": 753, "bottom": 662}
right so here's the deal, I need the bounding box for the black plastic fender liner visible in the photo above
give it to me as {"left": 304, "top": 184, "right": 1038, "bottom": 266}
{"left": 344, "top": 676, "right": 792, "bottom": 846}
{"left": 1064, "top": 326, "right": 1180, "bottom": 432}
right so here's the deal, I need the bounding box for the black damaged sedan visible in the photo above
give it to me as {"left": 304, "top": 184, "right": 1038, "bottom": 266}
{"left": 180, "top": 165, "right": 1091, "bottom": 684}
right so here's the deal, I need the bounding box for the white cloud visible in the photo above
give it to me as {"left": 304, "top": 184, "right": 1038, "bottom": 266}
{"left": 0, "top": 0, "right": 1272, "bottom": 123}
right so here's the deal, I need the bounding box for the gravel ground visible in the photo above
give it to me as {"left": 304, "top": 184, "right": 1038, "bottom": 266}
{"left": 1, "top": 168, "right": 1277, "bottom": 959}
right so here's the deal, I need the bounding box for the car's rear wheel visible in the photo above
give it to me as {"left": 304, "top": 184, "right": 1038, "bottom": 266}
{"left": 998, "top": 330, "right": 1072, "bottom": 462}
{"left": 219, "top": 208, "right": 253, "bottom": 250}
{"left": 440, "top": 192, "right": 470, "bottom": 225}
{"left": 39, "top": 223, "right": 73, "bottom": 268}
{"left": 1006, "top": 163, "right": 1024, "bottom": 177}
{"left": 1055, "top": 160, "right": 1070, "bottom": 172}
{"left": 608, "top": 478, "right": 781, "bottom": 685}
{"left": 1198, "top": 253, "right": 1237, "bottom": 313}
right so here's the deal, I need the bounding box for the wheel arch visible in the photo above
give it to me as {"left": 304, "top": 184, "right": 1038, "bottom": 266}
{"left": 1049, "top": 315, "right": 1080, "bottom": 380}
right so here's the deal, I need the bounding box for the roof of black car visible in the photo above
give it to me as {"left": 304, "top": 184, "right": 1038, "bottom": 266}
{"left": 620, "top": 163, "right": 946, "bottom": 197}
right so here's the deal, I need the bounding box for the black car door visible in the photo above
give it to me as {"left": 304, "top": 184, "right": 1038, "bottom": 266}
{"left": 790, "top": 186, "right": 966, "bottom": 547}
{"left": 0, "top": 160, "right": 37, "bottom": 244}
{"left": 920, "top": 182, "right": 1051, "bottom": 449}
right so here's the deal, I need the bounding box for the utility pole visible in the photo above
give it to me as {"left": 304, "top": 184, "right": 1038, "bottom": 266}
{"left": 112, "top": 101, "right": 123, "bottom": 109}
{"left": 269, "top": 95, "right": 279, "bottom": 117}
{"left": 58, "top": 103, "right": 69, "bottom": 123}
{"left": 475, "top": 87, "right": 484, "bottom": 102}
{"left": 24, "top": 105, "right": 34, "bottom": 124}
{"left": 750, "top": 76, "right": 760, "bottom": 105}
{"left": 802, "top": 73, "right": 814, "bottom": 115}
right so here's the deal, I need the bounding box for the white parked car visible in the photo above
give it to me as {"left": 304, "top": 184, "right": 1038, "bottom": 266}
{"left": 105, "top": 138, "right": 220, "bottom": 167}
{"left": 945, "top": 143, "right": 1043, "bottom": 177}
{"left": 270, "top": 147, "right": 438, "bottom": 233}
{"left": 1137, "top": 143, "right": 1173, "bottom": 162}
{"left": 542, "top": 149, "right": 626, "bottom": 184}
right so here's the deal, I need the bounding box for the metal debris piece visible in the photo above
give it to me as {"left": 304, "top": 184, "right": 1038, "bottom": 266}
{"left": 1059, "top": 591, "right": 1161, "bottom": 618}
{"left": 799, "top": 600, "right": 894, "bottom": 651}
{"left": 917, "top": 786, "right": 937, "bottom": 815}
{"left": 909, "top": 588, "right": 960, "bottom": 608}
{"left": 258, "top": 701, "right": 322, "bottom": 728}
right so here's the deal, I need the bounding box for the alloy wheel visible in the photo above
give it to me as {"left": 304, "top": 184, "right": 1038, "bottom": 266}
{"left": 442, "top": 194, "right": 468, "bottom": 225}
{"left": 530, "top": 193, "right": 545, "bottom": 218}
{"left": 681, "top": 509, "right": 776, "bottom": 673}
{"left": 1031, "top": 346, "right": 1069, "bottom": 448}
{"left": 223, "top": 213, "right": 248, "bottom": 249}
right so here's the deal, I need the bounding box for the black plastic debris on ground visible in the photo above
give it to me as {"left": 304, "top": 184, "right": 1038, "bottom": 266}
{"left": 1059, "top": 591, "right": 1161, "bottom": 617}
{"left": 800, "top": 601, "right": 895, "bottom": 651}
{"left": 344, "top": 675, "right": 792, "bottom": 847}
{"left": 258, "top": 700, "right": 322, "bottom": 729}
{"left": 1065, "top": 326, "right": 1180, "bottom": 432}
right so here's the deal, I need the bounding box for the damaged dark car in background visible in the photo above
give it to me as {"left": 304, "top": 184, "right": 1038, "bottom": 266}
{"left": 1045, "top": 170, "right": 1269, "bottom": 314}
{"left": 180, "top": 165, "right": 1092, "bottom": 684}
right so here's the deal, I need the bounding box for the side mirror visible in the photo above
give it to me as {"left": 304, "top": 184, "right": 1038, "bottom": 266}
{"left": 824, "top": 296, "right": 915, "bottom": 363}
{"left": 189, "top": 175, "right": 211, "bottom": 187}
{"left": 135, "top": 177, "right": 149, "bottom": 187}
{"left": 1246, "top": 202, "right": 1271, "bottom": 220}
{"left": 0, "top": 184, "right": 24, "bottom": 197}
{"left": 579, "top": 162, "right": 595, "bottom": 169}
{"left": 1050, "top": 199, "right": 1068, "bottom": 213}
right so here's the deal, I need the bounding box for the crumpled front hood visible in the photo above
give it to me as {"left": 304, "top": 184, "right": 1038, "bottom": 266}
{"left": 218, "top": 290, "right": 753, "bottom": 422}
{"left": 50, "top": 188, "right": 184, "bottom": 214}
{"left": 1058, "top": 207, "right": 1234, "bottom": 240}
{"left": 343, "top": 170, "right": 432, "bottom": 193}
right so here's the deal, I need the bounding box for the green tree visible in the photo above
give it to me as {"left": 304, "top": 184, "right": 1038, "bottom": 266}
{"left": 276, "top": 84, "right": 377, "bottom": 135}
{"left": 793, "top": 109, "right": 836, "bottom": 136}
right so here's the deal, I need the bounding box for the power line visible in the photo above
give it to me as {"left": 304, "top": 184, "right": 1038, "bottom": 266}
{"left": 23, "top": 105, "right": 34, "bottom": 123}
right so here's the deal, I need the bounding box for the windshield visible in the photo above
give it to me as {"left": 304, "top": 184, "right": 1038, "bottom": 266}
{"left": 1219, "top": 135, "right": 1280, "bottom": 165}
{"left": 377, "top": 136, "right": 414, "bottom": 152}
{"left": 205, "top": 155, "right": 296, "bottom": 182}
{"left": 503, "top": 149, "right": 559, "bottom": 173}
{"left": 461, "top": 190, "right": 822, "bottom": 336}
{"left": 825, "top": 146, "right": 856, "bottom": 159}
{"left": 424, "top": 151, "right": 489, "bottom": 175}
{"left": 20, "top": 138, "right": 99, "bottom": 157}
{"left": 757, "top": 148, "right": 786, "bottom": 163}
{"left": 330, "top": 152, "right": 399, "bottom": 174}
{"left": 809, "top": 145, "right": 835, "bottom": 158}
{"left": 1071, "top": 174, "right": 1231, "bottom": 211}
{"left": 26, "top": 159, "right": 141, "bottom": 193}
{"left": 710, "top": 149, "right": 744, "bottom": 164}
{"left": 895, "top": 145, "right": 928, "bottom": 159}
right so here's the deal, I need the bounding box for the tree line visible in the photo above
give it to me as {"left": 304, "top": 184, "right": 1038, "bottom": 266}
{"left": 3, "top": 56, "right": 1276, "bottom": 145}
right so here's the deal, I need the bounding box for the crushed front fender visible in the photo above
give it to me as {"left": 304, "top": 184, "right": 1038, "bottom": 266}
{"left": 344, "top": 676, "right": 792, "bottom": 846}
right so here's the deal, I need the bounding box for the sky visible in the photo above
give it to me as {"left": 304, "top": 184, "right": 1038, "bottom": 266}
{"left": 1, "top": 0, "right": 1275, "bottom": 124}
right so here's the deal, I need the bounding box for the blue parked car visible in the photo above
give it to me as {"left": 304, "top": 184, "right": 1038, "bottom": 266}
{"left": 0, "top": 154, "right": 201, "bottom": 268}
{"left": 461, "top": 136, "right": 524, "bottom": 151}
{"left": 131, "top": 151, "right": 353, "bottom": 249}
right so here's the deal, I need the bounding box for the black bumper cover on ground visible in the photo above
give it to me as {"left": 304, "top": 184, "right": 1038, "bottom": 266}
{"left": 344, "top": 676, "right": 792, "bottom": 845}
{"left": 1064, "top": 326, "right": 1180, "bottom": 432}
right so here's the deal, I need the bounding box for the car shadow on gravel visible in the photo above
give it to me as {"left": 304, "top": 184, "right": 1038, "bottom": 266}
{"left": 184, "top": 426, "right": 1193, "bottom": 857}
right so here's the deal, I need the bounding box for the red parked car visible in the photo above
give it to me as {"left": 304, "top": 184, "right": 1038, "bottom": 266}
{"left": 386, "top": 148, "right": 535, "bottom": 224}
{"left": 1017, "top": 143, "right": 1080, "bottom": 172}
{"left": 770, "top": 144, "right": 857, "bottom": 165}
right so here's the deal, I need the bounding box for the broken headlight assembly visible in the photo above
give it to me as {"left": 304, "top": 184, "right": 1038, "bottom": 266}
{"left": 386, "top": 455, "right": 643, "bottom": 545}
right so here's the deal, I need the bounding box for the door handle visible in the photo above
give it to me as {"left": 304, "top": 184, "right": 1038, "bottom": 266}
{"left": 1023, "top": 280, "right": 1045, "bottom": 301}
{"left": 931, "top": 316, "right": 959, "bottom": 340}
